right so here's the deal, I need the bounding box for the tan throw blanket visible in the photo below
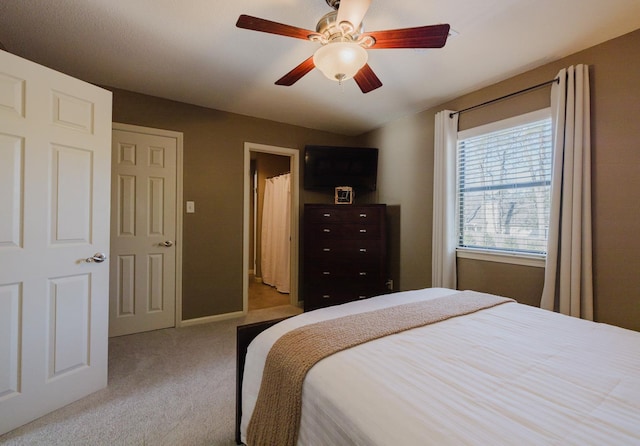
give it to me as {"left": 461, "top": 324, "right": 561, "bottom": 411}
{"left": 246, "top": 290, "right": 513, "bottom": 446}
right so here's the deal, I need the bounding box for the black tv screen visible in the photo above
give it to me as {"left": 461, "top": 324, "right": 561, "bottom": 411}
{"left": 304, "top": 145, "right": 378, "bottom": 192}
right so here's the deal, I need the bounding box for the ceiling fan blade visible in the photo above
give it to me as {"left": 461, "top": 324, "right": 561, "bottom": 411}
{"left": 236, "top": 14, "right": 318, "bottom": 40}
{"left": 365, "top": 24, "right": 450, "bottom": 49}
{"left": 337, "top": 0, "right": 372, "bottom": 30}
{"left": 354, "top": 64, "right": 382, "bottom": 93}
{"left": 275, "top": 56, "right": 316, "bottom": 86}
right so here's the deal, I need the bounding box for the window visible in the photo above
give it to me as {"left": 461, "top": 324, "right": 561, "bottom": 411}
{"left": 456, "top": 109, "right": 552, "bottom": 263}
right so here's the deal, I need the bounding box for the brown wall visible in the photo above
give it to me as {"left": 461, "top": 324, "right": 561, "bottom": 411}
{"left": 109, "top": 89, "right": 357, "bottom": 319}
{"left": 364, "top": 29, "right": 640, "bottom": 331}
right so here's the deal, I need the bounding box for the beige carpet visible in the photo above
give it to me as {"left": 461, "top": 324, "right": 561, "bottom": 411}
{"left": 0, "top": 305, "right": 302, "bottom": 446}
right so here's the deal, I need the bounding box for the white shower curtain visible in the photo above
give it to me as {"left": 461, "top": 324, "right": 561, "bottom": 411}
{"left": 541, "top": 65, "right": 593, "bottom": 319}
{"left": 261, "top": 173, "right": 291, "bottom": 293}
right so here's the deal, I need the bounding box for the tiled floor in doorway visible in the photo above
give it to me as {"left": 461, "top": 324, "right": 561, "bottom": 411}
{"left": 248, "top": 275, "right": 290, "bottom": 310}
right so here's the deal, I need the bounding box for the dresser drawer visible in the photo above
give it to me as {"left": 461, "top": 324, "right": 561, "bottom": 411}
{"left": 305, "top": 240, "right": 382, "bottom": 263}
{"left": 305, "top": 263, "right": 383, "bottom": 280}
{"left": 305, "top": 223, "right": 381, "bottom": 240}
{"left": 304, "top": 289, "right": 355, "bottom": 309}
{"left": 305, "top": 205, "right": 384, "bottom": 225}
{"left": 304, "top": 282, "right": 387, "bottom": 311}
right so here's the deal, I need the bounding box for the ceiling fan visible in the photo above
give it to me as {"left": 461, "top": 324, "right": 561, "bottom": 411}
{"left": 236, "top": 0, "right": 450, "bottom": 93}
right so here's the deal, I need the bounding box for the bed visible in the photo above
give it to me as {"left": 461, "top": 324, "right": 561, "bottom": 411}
{"left": 235, "top": 288, "right": 640, "bottom": 445}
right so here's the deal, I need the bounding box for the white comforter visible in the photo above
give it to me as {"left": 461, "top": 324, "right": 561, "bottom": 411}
{"left": 241, "top": 288, "right": 640, "bottom": 445}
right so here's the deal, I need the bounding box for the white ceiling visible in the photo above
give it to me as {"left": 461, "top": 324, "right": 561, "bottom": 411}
{"left": 1, "top": 0, "right": 640, "bottom": 135}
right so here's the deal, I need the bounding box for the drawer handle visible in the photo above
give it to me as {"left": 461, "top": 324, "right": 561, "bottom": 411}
{"left": 322, "top": 294, "right": 331, "bottom": 299}
{"left": 323, "top": 228, "right": 331, "bottom": 233}
{"left": 323, "top": 271, "right": 331, "bottom": 275}
{"left": 359, "top": 248, "right": 367, "bottom": 253}
{"left": 359, "top": 272, "right": 367, "bottom": 276}
{"left": 359, "top": 213, "right": 367, "bottom": 218}
{"left": 359, "top": 229, "right": 367, "bottom": 233}
{"left": 323, "top": 213, "right": 331, "bottom": 217}
{"left": 358, "top": 295, "right": 367, "bottom": 299}
{"left": 323, "top": 248, "right": 331, "bottom": 252}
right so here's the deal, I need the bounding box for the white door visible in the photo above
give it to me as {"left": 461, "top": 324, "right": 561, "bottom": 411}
{"left": 0, "top": 50, "right": 112, "bottom": 435}
{"left": 109, "top": 125, "right": 179, "bottom": 337}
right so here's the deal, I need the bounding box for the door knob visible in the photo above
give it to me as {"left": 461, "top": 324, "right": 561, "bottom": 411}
{"left": 85, "top": 253, "right": 107, "bottom": 263}
{"left": 160, "top": 241, "right": 174, "bottom": 247}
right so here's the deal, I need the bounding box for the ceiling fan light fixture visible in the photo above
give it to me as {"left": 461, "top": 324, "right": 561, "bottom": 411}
{"left": 236, "top": 3, "right": 449, "bottom": 93}
{"left": 313, "top": 41, "right": 368, "bottom": 82}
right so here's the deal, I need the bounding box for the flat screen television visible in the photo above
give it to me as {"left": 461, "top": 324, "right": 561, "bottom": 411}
{"left": 304, "top": 145, "right": 379, "bottom": 192}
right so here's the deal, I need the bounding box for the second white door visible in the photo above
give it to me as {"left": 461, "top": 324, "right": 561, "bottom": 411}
{"left": 110, "top": 124, "right": 180, "bottom": 337}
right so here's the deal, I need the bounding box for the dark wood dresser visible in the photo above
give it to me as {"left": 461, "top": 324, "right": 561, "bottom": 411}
{"left": 303, "top": 204, "right": 387, "bottom": 311}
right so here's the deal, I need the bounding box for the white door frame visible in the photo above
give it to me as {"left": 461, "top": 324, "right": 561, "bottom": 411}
{"left": 243, "top": 142, "right": 299, "bottom": 312}
{"left": 111, "top": 122, "right": 184, "bottom": 326}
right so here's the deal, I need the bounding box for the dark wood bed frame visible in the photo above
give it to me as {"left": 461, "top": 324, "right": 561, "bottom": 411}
{"left": 235, "top": 317, "right": 292, "bottom": 445}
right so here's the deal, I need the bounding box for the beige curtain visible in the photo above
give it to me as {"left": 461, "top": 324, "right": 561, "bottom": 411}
{"left": 541, "top": 65, "right": 593, "bottom": 319}
{"left": 432, "top": 110, "right": 459, "bottom": 289}
{"left": 261, "top": 173, "right": 291, "bottom": 293}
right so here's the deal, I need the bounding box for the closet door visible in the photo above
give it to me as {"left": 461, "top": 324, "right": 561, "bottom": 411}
{"left": 110, "top": 125, "right": 179, "bottom": 337}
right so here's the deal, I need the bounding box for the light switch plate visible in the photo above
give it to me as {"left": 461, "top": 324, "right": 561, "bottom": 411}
{"left": 186, "top": 201, "right": 195, "bottom": 213}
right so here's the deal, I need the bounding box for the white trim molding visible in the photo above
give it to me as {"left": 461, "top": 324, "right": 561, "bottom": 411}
{"left": 457, "top": 247, "right": 545, "bottom": 268}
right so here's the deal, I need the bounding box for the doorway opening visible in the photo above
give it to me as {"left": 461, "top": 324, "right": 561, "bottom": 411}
{"left": 243, "top": 143, "right": 299, "bottom": 313}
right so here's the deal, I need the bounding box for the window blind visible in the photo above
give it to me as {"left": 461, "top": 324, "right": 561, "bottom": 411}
{"left": 457, "top": 116, "right": 552, "bottom": 255}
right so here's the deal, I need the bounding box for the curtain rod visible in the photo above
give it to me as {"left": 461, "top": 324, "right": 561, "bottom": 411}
{"left": 449, "top": 77, "right": 559, "bottom": 118}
